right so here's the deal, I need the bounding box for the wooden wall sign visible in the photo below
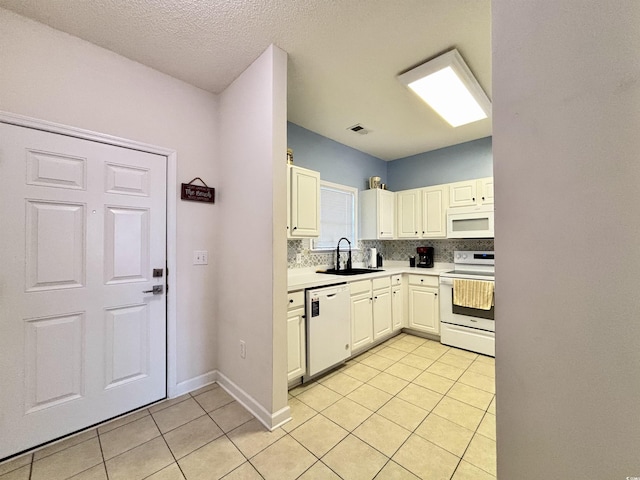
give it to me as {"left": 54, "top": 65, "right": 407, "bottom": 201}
{"left": 181, "top": 177, "right": 215, "bottom": 204}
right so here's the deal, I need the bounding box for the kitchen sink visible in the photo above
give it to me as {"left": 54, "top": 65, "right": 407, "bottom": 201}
{"left": 318, "top": 268, "right": 384, "bottom": 276}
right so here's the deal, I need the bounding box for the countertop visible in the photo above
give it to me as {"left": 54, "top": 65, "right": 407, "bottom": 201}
{"left": 288, "top": 261, "right": 453, "bottom": 292}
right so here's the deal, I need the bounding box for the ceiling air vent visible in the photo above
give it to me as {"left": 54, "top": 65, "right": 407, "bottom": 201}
{"left": 347, "top": 123, "right": 370, "bottom": 135}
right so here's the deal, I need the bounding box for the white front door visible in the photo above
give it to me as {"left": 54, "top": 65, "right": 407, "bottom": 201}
{"left": 0, "top": 123, "right": 167, "bottom": 459}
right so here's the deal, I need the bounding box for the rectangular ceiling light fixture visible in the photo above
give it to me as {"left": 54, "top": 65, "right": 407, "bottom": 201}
{"left": 398, "top": 48, "right": 491, "bottom": 127}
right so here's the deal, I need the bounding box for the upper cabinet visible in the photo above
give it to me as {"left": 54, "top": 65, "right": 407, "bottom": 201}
{"left": 360, "top": 189, "right": 395, "bottom": 240}
{"left": 449, "top": 177, "right": 493, "bottom": 208}
{"left": 288, "top": 165, "right": 320, "bottom": 238}
{"left": 396, "top": 185, "right": 448, "bottom": 239}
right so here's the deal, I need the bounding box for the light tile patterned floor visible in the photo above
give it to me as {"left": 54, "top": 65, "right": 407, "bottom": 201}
{"left": 0, "top": 333, "right": 496, "bottom": 480}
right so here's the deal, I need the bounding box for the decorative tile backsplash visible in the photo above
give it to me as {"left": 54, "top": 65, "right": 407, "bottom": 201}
{"left": 287, "top": 238, "right": 494, "bottom": 269}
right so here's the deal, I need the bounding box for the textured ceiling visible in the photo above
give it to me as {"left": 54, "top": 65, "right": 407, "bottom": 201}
{"left": 0, "top": 0, "right": 491, "bottom": 160}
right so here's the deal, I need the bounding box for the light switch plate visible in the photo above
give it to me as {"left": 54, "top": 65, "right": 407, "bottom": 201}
{"left": 193, "top": 250, "right": 209, "bottom": 265}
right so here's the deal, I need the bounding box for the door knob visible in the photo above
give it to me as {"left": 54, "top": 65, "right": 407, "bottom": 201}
{"left": 143, "top": 285, "right": 164, "bottom": 294}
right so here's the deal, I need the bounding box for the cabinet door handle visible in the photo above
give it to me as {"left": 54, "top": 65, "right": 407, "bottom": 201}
{"left": 472, "top": 197, "right": 476, "bottom": 201}
{"left": 482, "top": 196, "right": 485, "bottom": 201}
{"left": 415, "top": 231, "right": 418, "bottom": 234}
{"left": 289, "top": 299, "right": 294, "bottom": 304}
{"left": 435, "top": 293, "right": 438, "bottom": 296}
{"left": 293, "top": 226, "right": 297, "bottom": 230}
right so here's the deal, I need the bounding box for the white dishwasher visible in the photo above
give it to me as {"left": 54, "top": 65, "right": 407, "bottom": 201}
{"left": 305, "top": 283, "right": 351, "bottom": 379}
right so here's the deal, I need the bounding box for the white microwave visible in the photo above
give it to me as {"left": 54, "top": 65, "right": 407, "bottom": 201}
{"left": 447, "top": 205, "right": 494, "bottom": 238}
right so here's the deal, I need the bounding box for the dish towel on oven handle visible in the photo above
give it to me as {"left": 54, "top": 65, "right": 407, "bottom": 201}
{"left": 453, "top": 279, "right": 494, "bottom": 310}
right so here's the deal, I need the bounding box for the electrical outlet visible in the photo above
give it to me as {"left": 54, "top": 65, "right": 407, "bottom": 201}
{"left": 296, "top": 253, "right": 302, "bottom": 264}
{"left": 193, "top": 250, "right": 209, "bottom": 265}
{"left": 240, "top": 340, "right": 246, "bottom": 359}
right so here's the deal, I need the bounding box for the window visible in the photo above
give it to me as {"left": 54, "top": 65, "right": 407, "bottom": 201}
{"left": 312, "top": 181, "right": 358, "bottom": 250}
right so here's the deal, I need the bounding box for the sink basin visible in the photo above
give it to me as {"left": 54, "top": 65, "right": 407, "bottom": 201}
{"left": 318, "top": 268, "right": 384, "bottom": 276}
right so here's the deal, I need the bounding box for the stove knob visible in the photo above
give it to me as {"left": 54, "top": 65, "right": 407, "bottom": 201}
{"left": 462, "top": 254, "right": 468, "bottom": 259}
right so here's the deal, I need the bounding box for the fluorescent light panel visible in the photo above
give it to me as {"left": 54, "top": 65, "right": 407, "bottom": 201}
{"left": 399, "top": 49, "right": 491, "bottom": 127}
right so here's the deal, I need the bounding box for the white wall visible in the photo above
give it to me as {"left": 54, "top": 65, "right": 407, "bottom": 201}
{"left": 493, "top": 1, "right": 640, "bottom": 478}
{"left": 216, "top": 45, "right": 289, "bottom": 426}
{"left": 0, "top": 8, "right": 219, "bottom": 388}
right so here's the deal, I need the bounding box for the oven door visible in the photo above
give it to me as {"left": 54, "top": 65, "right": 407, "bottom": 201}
{"left": 439, "top": 277, "right": 495, "bottom": 332}
{"left": 447, "top": 206, "right": 494, "bottom": 238}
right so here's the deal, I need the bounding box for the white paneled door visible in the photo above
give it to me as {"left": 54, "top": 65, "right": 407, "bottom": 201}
{"left": 0, "top": 123, "right": 167, "bottom": 459}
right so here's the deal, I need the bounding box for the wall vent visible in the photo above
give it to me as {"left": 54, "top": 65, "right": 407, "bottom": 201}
{"left": 347, "top": 124, "right": 370, "bottom": 135}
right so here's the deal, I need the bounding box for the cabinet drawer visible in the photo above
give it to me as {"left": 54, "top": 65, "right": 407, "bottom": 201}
{"left": 408, "top": 274, "right": 439, "bottom": 288}
{"left": 288, "top": 290, "right": 305, "bottom": 310}
{"left": 391, "top": 275, "right": 402, "bottom": 286}
{"left": 350, "top": 279, "right": 372, "bottom": 295}
{"left": 372, "top": 276, "right": 391, "bottom": 290}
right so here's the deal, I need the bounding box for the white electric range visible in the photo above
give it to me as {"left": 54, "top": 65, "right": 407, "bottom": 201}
{"left": 439, "top": 251, "right": 495, "bottom": 357}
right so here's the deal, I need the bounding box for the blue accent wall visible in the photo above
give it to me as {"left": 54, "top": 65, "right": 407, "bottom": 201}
{"left": 287, "top": 122, "right": 387, "bottom": 190}
{"left": 387, "top": 137, "right": 493, "bottom": 191}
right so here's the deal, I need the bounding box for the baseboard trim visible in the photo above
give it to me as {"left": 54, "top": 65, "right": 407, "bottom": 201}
{"left": 171, "top": 370, "right": 219, "bottom": 398}
{"left": 216, "top": 371, "right": 291, "bottom": 431}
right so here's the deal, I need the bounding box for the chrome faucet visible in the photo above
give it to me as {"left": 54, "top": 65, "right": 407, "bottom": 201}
{"left": 336, "top": 237, "right": 352, "bottom": 271}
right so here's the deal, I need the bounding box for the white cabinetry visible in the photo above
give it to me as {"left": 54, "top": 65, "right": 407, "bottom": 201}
{"left": 350, "top": 280, "right": 374, "bottom": 352}
{"left": 287, "top": 291, "right": 306, "bottom": 382}
{"left": 391, "top": 275, "right": 404, "bottom": 331}
{"left": 407, "top": 275, "right": 440, "bottom": 335}
{"left": 449, "top": 177, "right": 494, "bottom": 208}
{"left": 288, "top": 165, "right": 320, "bottom": 238}
{"left": 372, "top": 276, "right": 392, "bottom": 340}
{"left": 396, "top": 186, "right": 448, "bottom": 239}
{"left": 396, "top": 189, "right": 421, "bottom": 238}
{"left": 360, "top": 189, "right": 395, "bottom": 239}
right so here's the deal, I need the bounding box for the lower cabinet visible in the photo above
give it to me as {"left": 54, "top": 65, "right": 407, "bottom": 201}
{"left": 372, "top": 278, "right": 392, "bottom": 340}
{"left": 287, "top": 291, "right": 306, "bottom": 382}
{"left": 407, "top": 274, "right": 440, "bottom": 335}
{"left": 350, "top": 277, "right": 393, "bottom": 353}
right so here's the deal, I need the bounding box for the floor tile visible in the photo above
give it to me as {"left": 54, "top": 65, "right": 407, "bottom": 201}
{"left": 221, "top": 462, "right": 263, "bottom": 480}
{"left": 392, "top": 434, "right": 459, "bottom": 480}
{"left": 400, "top": 335, "right": 426, "bottom": 346}
{"left": 288, "top": 380, "right": 318, "bottom": 397}
{"left": 298, "top": 461, "right": 341, "bottom": 479}
{"left": 397, "top": 353, "right": 435, "bottom": 370}
{"left": 452, "top": 460, "right": 496, "bottom": 480}
{"left": 412, "top": 371, "right": 455, "bottom": 394}
{"left": 487, "top": 396, "right": 496, "bottom": 415}
{"left": 68, "top": 463, "right": 107, "bottom": 480}
{"left": 322, "top": 397, "right": 373, "bottom": 431}
{"left": 33, "top": 429, "right": 97, "bottom": 461}
{"left": 411, "top": 346, "right": 444, "bottom": 361}
{"left": 376, "top": 347, "right": 408, "bottom": 362}
{"left": 193, "top": 386, "right": 235, "bottom": 412}
{"left": 384, "top": 362, "right": 422, "bottom": 381}
{"left": 0, "top": 465, "right": 31, "bottom": 480}
{"left": 179, "top": 436, "right": 245, "bottom": 480}
{"left": 420, "top": 341, "right": 451, "bottom": 355}
{"left": 0, "top": 455, "right": 31, "bottom": 477}
{"left": 342, "top": 362, "right": 380, "bottom": 382}
{"left": 152, "top": 397, "right": 206, "bottom": 434}
{"left": 432, "top": 397, "right": 485, "bottom": 431}
{"left": 145, "top": 463, "right": 186, "bottom": 480}
{"left": 426, "top": 361, "right": 466, "bottom": 381}
{"left": 353, "top": 413, "right": 411, "bottom": 457}
{"left": 209, "top": 401, "right": 254, "bottom": 433}
{"left": 367, "top": 372, "right": 409, "bottom": 395}
{"left": 467, "top": 361, "right": 496, "bottom": 378}
{"left": 320, "top": 372, "right": 364, "bottom": 396}
{"left": 281, "top": 397, "right": 317, "bottom": 433}
{"left": 415, "top": 413, "right": 474, "bottom": 457}
{"left": 438, "top": 352, "right": 475, "bottom": 369}
{"left": 346, "top": 384, "right": 393, "bottom": 411}
{"left": 97, "top": 408, "right": 150, "bottom": 434}
{"left": 227, "top": 418, "right": 285, "bottom": 458}
{"left": 463, "top": 434, "right": 497, "bottom": 476}
{"left": 396, "top": 383, "right": 443, "bottom": 412}
{"left": 474, "top": 354, "right": 495, "bottom": 365}
{"left": 163, "top": 414, "right": 223, "bottom": 459}
{"left": 105, "top": 437, "right": 174, "bottom": 480}
{"left": 373, "top": 461, "right": 420, "bottom": 479}
{"left": 289, "top": 414, "right": 348, "bottom": 457}
{"left": 446, "top": 348, "right": 478, "bottom": 361}
{"left": 189, "top": 382, "right": 218, "bottom": 397}
{"left": 323, "top": 435, "right": 387, "bottom": 480}
{"left": 100, "top": 414, "right": 160, "bottom": 460}
{"left": 296, "top": 383, "right": 343, "bottom": 411}
{"left": 359, "top": 354, "right": 396, "bottom": 371}
{"left": 250, "top": 436, "right": 316, "bottom": 480}
{"left": 149, "top": 394, "right": 191, "bottom": 414}
{"left": 476, "top": 413, "right": 496, "bottom": 441}
{"left": 458, "top": 371, "right": 495, "bottom": 394}
{"left": 31, "top": 438, "right": 102, "bottom": 480}
{"left": 377, "top": 397, "right": 428, "bottom": 431}
{"left": 387, "top": 339, "right": 420, "bottom": 353}
{"left": 446, "top": 382, "right": 494, "bottom": 411}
